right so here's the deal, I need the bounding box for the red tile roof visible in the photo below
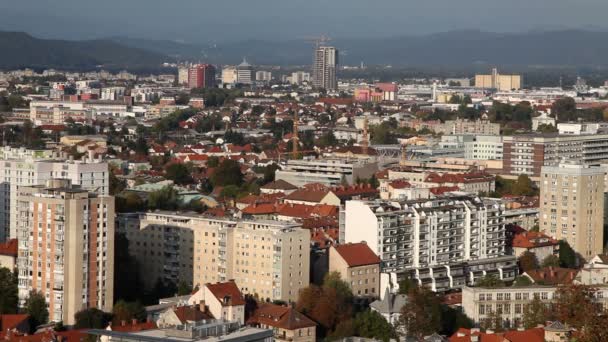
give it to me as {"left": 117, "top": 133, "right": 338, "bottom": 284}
{"left": 524, "top": 267, "right": 578, "bottom": 285}
{"left": 333, "top": 242, "right": 381, "bottom": 267}
{"left": 205, "top": 280, "right": 246, "bottom": 306}
{"left": 512, "top": 231, "right": 559, "bottom": 249}
{"left": 111, "top": 321, "right": 157, "bottom": 332}
{"left": 0, "top": 314, "right": 29, "bottom": 332}
{"left": 247, "top": 303, "right": 316, "bottom": 330}
{"left": 285, "top": 184, "right": 331, "bottom": 203}
{"left": 173, "top": 306, "right": 213, "bottom": 324}
{"left": 389, "top": 180, "right": 412, "bottom": 189}
{"left": 0, "top": 239, "right": 17, "bottom": 256}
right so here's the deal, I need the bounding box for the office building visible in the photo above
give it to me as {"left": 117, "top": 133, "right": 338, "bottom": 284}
{"left": 188, "top": 64, "right": 216, "bottom": 89}
{"left": 255, "top": 71, "right": 272, "bottom": 83}
{"left": 540, "top": 163, "right": 605, "bottom": 259}
{"left": 312, "top": 46, "right": 338, "bottom": 91}
{"left": 474, "top": 68, "right": 522, "bottom": 91}
{"left": 222, "top": 67, "right": 238, "bottom": 85}
{"left": 236, "top": 59, "right": 253, "bottom": 85}
{"left": 502, "top": 133, "right": 608, "bottom": 178}
{"left": 0, "top": 148, "right": 109, "bottom": 241}
{"left": 16, "top": 179, "right": 115, "bottom": 325}
{"left": 342, "top": 196, "right": 517, "bottom": 292}
{"left": 118, "top": 212, "right": 310, "bottom": 303}
{"left": 464, "top": 135, "right": 504, "bottom": 160}
{"left": 275, "top": 158, "right": 378, "bottom": 187}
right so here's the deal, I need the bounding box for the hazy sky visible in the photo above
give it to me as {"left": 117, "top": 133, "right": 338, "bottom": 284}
{"left": 1, "top": 0, "right": 607, "bottom": 42}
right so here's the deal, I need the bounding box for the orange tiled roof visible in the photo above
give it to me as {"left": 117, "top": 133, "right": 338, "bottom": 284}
{"left": 512, "top": 231, "right": 559, "bottom": 249}
{"left": 333, "top": 242, "right": 381, "bottom": 267}
{"left": 205, "top": 280, "right": 246, "bottom": 306}
{"left": 247, "top": 303, "right": 316, "bottom": 331}
{"left": 0, "top": 239, "right": 17, "bottom": 256}
{"left": 524, "top": 267, "right": 578, "bottom": 285}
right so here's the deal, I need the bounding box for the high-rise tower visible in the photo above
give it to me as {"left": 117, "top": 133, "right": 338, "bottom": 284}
{"left": 312, "top": 46, "right": 338, "bottom": 91}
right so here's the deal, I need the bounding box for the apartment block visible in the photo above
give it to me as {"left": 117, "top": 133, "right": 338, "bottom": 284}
{"left": 312, "top": 46, "right": 338, "bottom": 91}
{"left": 118, "top": 212, "right": 310, "bottom": 303}
{"left": 0, "top": 148, "right": 109, "bottom": 241}
{"left": 502, "top": 133, "right": 608, "bottom": 178}
{"left": 342, "top": 196, "right": 517, "bottom": 292}
{"left": 540, "top": 163, "right": 605, "bottom": 259}
{"left": 16, "top": 179, "right": 114, "bottom": 325}
{"left": 464, "top": 135, "right": 503, "bottom": 160}
{"left": 275, "top": 158, "right": 378, "bottom": 187}
{"left": 462, "top": 285, "right": 608, "bottom": 327}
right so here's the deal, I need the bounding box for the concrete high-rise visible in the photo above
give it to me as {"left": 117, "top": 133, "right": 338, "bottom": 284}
{"left": 236, "top": 59, "right": 253, "bottom": 85}
{"left": 312, "top": 46, "right": 338, "bottom": 91}
{"left": 540, "top": 163, "right": 605, "bottom": 259}
{"left": 16, "top": 179, "right": 115, "bottom": 325}
{"left": 188, "top": 64, "right": 216, "bottom": 89}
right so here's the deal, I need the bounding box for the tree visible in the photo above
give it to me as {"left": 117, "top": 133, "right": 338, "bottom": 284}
{"left": 476, "top": 274, "right": 505, "bottom": 288}
{"left": 480, "top": 308, "right": 504, "bottom": 332}
{"left": 0, "top": 267, "right": 18, "bottom": 314}
{"left": 114, "top": 233, "right": 143, "bottom": 302}
{"left": 24, "top": 291, "right": 49, "bottom": 328}
{"left": 541, "top": 254, "right": 561, "bottom": 268}
{"left": 440, "top": 305, "right": 473, "bottom": 336}
{"left": 400, "top": 286, "right": 442, "bottom": 340}
{"left": 513, "top": 275, "right": 533, "bottom": 287}
{"left": 551, "top": 97, "right": 576, "bottom": 121}
{"left": 177, "top": 281, "right": 193, "bottom": 296}
{"left": 579, "top": 312, "right": 608, "bottom": 342}
{"left": 165, "top": 163, "right": 193, "bottom": 185}
{"left": 74, "top": 308, "right": 112, "bottom": 329}
{"left": 112, "top": 301, "right": 146, "bottom": 325}
{"left": 522, "top": 297, "right": 547, "bottom": 329}
{"left": 352, "top": 310, "right": 396, "bottom": 342}
{"left": 211, "top": 159, "right": 244, "bottom": 187}
{"left": 559, "top": 241, "right": 577, "bottom": 268}
{"left": 207, "top": 156, "right": 220, "bottom": 168}
{"left": 109, "top": 167, "right": 126, "bottom": 195}
{"left": 398, "top": 278, "right": 418, "bottom": 295}
{"left": 518, "top": 251, "right": 539, "bottom": 272}
{"left": 371, "top": 123, "right": 397, "bottom": 144}
{"left": 115, "top": 192, "right": 145, "bottom": 213}
{"left": 262, "top": 164, "right": 280, "bottom": 184}
{"left": 552, "top": 284, "right": 597, "bottom": 329}
{"left": 512, "top": 174, "right": 536, "bottom": 196}
{"left": 147, "top": 186, "right": 179, "bottom": 210}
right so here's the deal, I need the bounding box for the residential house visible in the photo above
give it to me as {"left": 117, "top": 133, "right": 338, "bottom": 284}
{"left": 188, "top": 281, "right": 246, "bottom": 325}
{"left": 512, "top": 231, "right": 559, "bottom": 263}
{"left": 247, "top": 303, "right": 316, "bottom": 342}
{"left": 329, "top": 242, "right": 381, "bottom": 297}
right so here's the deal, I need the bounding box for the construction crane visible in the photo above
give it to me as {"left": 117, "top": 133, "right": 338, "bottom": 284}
{"left": 302, "top": 34, "right": 332, "bottom": 49}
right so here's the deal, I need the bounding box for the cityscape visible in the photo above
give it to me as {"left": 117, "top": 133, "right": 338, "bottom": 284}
{"left": 1, "top": 2, "right": 608, "bottom": 342}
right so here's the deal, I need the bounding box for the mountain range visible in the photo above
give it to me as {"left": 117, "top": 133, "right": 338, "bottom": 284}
{"left": 1, "top": 30, "right": 608, "bottom": 70}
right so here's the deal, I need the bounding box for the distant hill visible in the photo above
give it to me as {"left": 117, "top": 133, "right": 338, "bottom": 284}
{"left": 0, "top": 31, "right": 170, "bottom": 69}
{"left": 109, "top": 30, "right": 608, "bottom": 67}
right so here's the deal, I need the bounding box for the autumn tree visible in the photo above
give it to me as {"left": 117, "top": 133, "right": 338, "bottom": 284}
{"left": 518, "top": 251, "right": 539, "bottom": 272}
{"left": 522, "top": 297, "right": 547, "bottom": 329}
{"left": 480, "top": 308, "right": 504, "bottom": 332}
{"left": 211, "top": 159, "right": 244, "bottom": 187}
{"left": 112, "top": 300, "right": 146, "bottom": 325}
{"left": 579, "top": 312, "right": 608, "bottom": 342}
{"left": 552, "top": 284, "right": 597, "bottom": 329}
{"left": 399, "top": 286, "right": 442, "bottom": 340}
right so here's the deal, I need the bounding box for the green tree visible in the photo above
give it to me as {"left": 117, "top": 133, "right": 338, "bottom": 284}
{"left": 512, "top": 174, "right": 536, "bottom": 196}
{"left": 207, "top": 156, "right": 220, "bottom": 167}
{"left": 371, "top": 123, "right": 397, "bottom": 144}
{"left": 177, "top": 281, "right": 193, "bottom": 296}
{"left": 115, "top": 192, "right": 145, "bottom": 213}
{"left": 113, "top": 233, "right": 144, "bottom": 302}
{"left": 147, "top": 186, "right": 179, "bottom": 210}
{"left": 518, "top": 251, "right": 539, "bottom": 272}
{"left": 400, "top": 286, "right": 442, "bottom": 340}
{"left": 480, "top": 308, "right": 504, "bottom": 332}
{"left": 475, "top": 274, "right": 505, "bottom": 288}
{"left": 559, "top": 240, "right": 577, "bottom": 268}
{"left": 352, "top": 310, "right": 396, "bottom": 342}
{"left": 211, "top": 159, "right": 244, "bottom": 187}
{"left": 262, "top": 164, "right": 280, "bottom": 184}
{"left": 440, "top": 305, "right": 474, "bottom": 336}
{"left": 112, "top": 301, "right": 146, "bottom": 325}
{"left": 541, "top": 254, "right": 561, "bottom": 268}
{"left": 165, "top": 163, "right": 193, "bottom": 185}
{"left": 513, "top": 276, "right": 533, "bottom": 287}
{"left": 0, "top": 267, "right": 18, "bottom": 314}
{"left": 24, "top": 290, "right": 49, "bottom": 328}
{"left": 74, "top": 308, "right": 112, "bottom": 329}
{"left": 522, "top": 297, "right": 547, "bottom": 329}
{"left": 398, "top": 278, "right": 418, "bottom": 295}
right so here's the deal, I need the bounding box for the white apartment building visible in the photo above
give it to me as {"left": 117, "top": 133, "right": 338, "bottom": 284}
{"left": 464, "top": 135, "right": 504, "bottom": 160}
{"left": 255, "top": 71, "right": 272, "bottom": 83}
{"left": 342, "top": 196, "right": 517, "bottom": 293}
{"left": 16, "top": 179, "right": 115, "bottom": 325}
{"left": 540, "top": 163, "right": 605, "bottom": 259}
{"left": 118, "top": 212, "right": 310, "bottom": 303}
{"left": 0, "top": 148, "right": 109, "bottom": 241}
{"left": 557, "top": 122, "right": 608, "bottom": 135}
{"left": 290, "top": 71, "right": 311, "bottom": 85}
{"left": 101, "top": 87, "right": 126, "bottom": 101}
{"left": 275, "top": 158, "right": 378, "bottom": 187}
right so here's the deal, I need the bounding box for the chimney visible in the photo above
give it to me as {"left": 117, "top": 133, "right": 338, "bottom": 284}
{"left": 88, "top": 149, "right": 94, "bottom": 162}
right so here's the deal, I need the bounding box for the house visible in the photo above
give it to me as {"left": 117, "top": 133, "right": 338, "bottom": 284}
{"left": 260, "top": 179, "right": 298, "bottom": 195}
{"left": 512, "top": 231, "right": 559, "bottom": 263}
{"left": 369, "top": 290, "right": 408, "bottom": 327}
{"left": 449, "top": 327, "right": 545, "bottom": 342}
{"left": 0, "top": 238, "right": 18, "bottom": 270}
{"left": 284, "top": 184, "right": 341, "bottom": 206}
{"left": 101, "top": 320, "right": 157, "bottom": 342}
{"left": 578, "top": 254, "right": 608, "bottom": 285}
{"left": 0, "top": 314, "right": 30, "bottom": 339}
{"left": 522, "top": 267, "right": 578, "bottom": 285}
{"left": 329, "top": 242, "right": 381, "bottom": 297}
{"left": 188, "top": 280, "right": 246, "bottom": 325}
{"left": 156, "top": 305, "right": 213, "bottom": 328}
{"left": 247, "top": 303, "right": 316, "bottom": 342}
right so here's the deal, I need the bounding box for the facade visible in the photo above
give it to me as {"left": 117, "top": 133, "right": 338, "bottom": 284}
{"left": 188, "top": 64, "right": 216, "bottom": 89}
{"left": 329, "top": 243, "right": 381, "bottom": 297}
{"left": 237, "top": 59, "right": 253, "bottom": 85}
{"left": 502, "top": 133, "right": 608, "bottom": 177}
{"left": 178, "top": 66, "right": 189, "bottom": 85}
{"left": 577, "top": 255, "right": 608, "bottom": 285}
{"left": 275, "top": 158, "right": 378, "bottom": 187}
{"left": 532, "top": 112, "right": 556, "bottom": 131}
{"left": 442, "top": 118, "right": 500, "bottom": 135}
{"left": 290, "top": 71, "right": 310, "bottom": 85}
{"left": 222, "top": 67, "right": 238, "bottom": 85}
{"left": 247, "top": 303, "right": 316, "bottom": 342}
{"left": 557, "top": 122, "right": 608, "bottom": 135}
{"left": 188, "top": 281, "right": 246, "bottom": 325}
{"left": 474, "top": 68, "right": 522, "bottom": 91}
{"left": 118, "top": 212, "right": 310, "bottom": 303}
{"left": 461, "top": 285, "right": 608, "bottom": 327}
{"left": 0, "top": 149, "right": 109, "bottom": 241}
{"left": 512, "top": 231, "right": 559, "bottom": 262}
{"left": 255, "top": 71, "right": 272, "bottom": 83}
{"left": 343, "top": 196, "right": 518, "bottom": 292}
{"left": 16, "top": 179, "right": 115, "bottom": 325}
{"left": 464, "top": 135, "right": 503, "bottom": 160}
{"left": 312, "top": 46, "right": 338, "bottom": 91}
{"left": 539, "top": 163, "right": 605, "bottom": 259}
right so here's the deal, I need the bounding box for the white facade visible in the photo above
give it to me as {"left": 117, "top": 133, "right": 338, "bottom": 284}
{"left": 532, "top": 112, "right": 556, "bottom": 131}
{"left": 222, "top": 67, "right": 238, "bottom": 84}
{"left": 255, "top": 71, "right": 272, "bottom": 82}
{"left": 557, "top": 122, "right": 608, "bottom": 135}
{"left": 464, "top": 135, "right": 504, "bottom": 160}
{"left": 275, "top": 158, "right": 378, "bottom": 187}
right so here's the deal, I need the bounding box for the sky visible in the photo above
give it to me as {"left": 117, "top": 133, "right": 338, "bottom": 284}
{"left": 1, "top": 0, "right": 607, "bottom": 43}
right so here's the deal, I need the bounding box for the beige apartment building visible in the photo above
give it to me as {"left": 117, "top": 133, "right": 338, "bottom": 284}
{"left": 119, "top": 212, "right": 310, "bottom": 303}
{"left": 540, "top": 163, "right": 604, "bottom": 259}
{"left": 474, "top": 68, "right": 522, "bottom": 91}
{"left": 16, "top": 179, "right": 115, "bottom": 325}
{"left": 329, "top": 242, "right": 381, "bottom": 297}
